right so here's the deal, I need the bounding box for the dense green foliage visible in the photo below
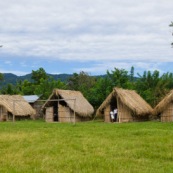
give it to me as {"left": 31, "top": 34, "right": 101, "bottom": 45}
{"left": 0, "top": 73, "right": 72, "bottom": 87}
{"left": 90, "top": 68, "right": 173, "bottom": 108}
{"left": 0, "top": 68, "right": 67, "bottom": 99}
{"left": 0, "top": 73, "right": 3, "bottom": 81}
{"left": 0, "top": 121, "right": 173, "bottom": 173}
{"left": 0, "top": 67, "right": 173, "bottom": 108}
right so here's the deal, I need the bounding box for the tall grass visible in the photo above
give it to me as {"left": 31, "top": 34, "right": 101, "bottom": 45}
{"left": 0, "top": 121, "right": 173, "bottom": 173}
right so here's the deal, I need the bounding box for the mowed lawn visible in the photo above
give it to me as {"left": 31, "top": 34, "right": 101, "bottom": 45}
{"left": 0, "top": 120, "right": 173, "bottom": 173}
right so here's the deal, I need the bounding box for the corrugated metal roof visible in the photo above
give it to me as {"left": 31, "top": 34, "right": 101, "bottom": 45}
{"left": 23, "top": 95, "right": 40, "bottom": 103}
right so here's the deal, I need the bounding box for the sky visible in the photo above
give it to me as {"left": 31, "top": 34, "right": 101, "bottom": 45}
{"left": 0, "top": 0, "right": 173, "bottom": 76}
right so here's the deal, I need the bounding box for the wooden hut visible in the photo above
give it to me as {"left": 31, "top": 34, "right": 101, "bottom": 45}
{"left": 153, "top": 90, "right": 173, "bottom": 122}
{"left": 42, "top": 89, "right": 94, "bottom": 123}
{"left": 96, "top": 87, "right": 153, "bottom": 123}
{"left": 0, "top": 95, "right": 36, "bottom": 121}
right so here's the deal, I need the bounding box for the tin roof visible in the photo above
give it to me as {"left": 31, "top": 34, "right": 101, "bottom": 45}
{"left": 23, "top": 95, "right": 40, "bottom": 103}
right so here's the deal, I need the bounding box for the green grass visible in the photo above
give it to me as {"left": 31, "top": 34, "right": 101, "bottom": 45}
{"left": 0, "top": 120, "right": 173, "bottom": 173}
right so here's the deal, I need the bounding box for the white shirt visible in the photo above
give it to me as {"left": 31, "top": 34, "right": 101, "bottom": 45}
{"left": 114, "top": 109, "right": 117, "bottom": 114}
{"left": 110, "top": 111, "right": 114, "bottom": 119}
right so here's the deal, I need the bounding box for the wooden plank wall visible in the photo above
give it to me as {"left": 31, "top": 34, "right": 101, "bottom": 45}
{"left": 45, "top": 107, "right": 53, "bottom": 122}
{"left": 161, "top": 103, "right": 173, "bottom": 122}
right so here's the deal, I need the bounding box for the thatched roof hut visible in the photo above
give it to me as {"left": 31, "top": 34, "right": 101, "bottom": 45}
{"left": 43, "top": 89, "right": 94, "bottom": 122}
{"left": 96, "top": 87, "right": 153, "bottom": 123}
{"left": 0, "top": 95, "right": 36, "bottom": 121}
{"left": 153, "top": 90, "right": 173, "bottom": 122}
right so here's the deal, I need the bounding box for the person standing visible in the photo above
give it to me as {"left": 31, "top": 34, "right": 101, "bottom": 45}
{"left": 110, "top": 110, "right": 114, "bottom": 122}
{"left": 113, "top": 108, "right": 118, "bottom": 122}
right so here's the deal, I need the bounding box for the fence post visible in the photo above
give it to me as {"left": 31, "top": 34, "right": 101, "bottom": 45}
{"left": 13, "top": 100, "right": 15, "bottom": 122}
{"left": 73, "top": 99, "right": 76, "bottom": 125}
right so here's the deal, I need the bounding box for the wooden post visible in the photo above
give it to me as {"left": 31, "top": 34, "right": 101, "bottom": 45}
{"left": 117, "top": 97, "right": 120, "bottom": 123}
{"left": 0, "top": 106, "right": 2, "bottom": 121}
{"left": 13, "top": 100, "right": 15, "bottom": 122}
{"left": 73, "top": 99, "right": 76, "bottom": 125}
{"left": 58, "top": 96, "right": 59, "bottom": 122}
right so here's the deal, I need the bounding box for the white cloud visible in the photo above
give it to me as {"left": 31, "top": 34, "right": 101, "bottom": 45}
{"left": 73, "top": 61, "right": 165, "bottom": 76}
{"left": 0, "top": 0, "right": 173, "bottom": 75}
{"left": 4, "top": 61, "right": 12, "bottom": 65}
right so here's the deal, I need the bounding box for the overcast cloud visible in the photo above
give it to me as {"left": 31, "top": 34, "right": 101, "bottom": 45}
{"left": 0, "top": 0, "right": 173, "bottom": 75}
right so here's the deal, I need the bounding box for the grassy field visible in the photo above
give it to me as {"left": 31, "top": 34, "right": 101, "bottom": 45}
{"left": 0, "top": 120, "right": 173, "bottom": 173}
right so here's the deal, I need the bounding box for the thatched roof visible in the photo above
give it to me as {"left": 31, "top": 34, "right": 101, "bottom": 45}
{"left": 0, "top": 95, "right": 36, "bottom": 116}
{"left": 96, "top": 87, "right": 153, "bottom": 116}
{"left": 153, "top": 89, "right": 173, "bottom": 116}
{"left": 43, "top": 89, "right": 94, "bottom": 117}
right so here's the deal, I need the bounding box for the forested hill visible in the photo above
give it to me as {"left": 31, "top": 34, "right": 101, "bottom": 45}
{"left": 0, "top": 73, "right": 73, "bottom": 87}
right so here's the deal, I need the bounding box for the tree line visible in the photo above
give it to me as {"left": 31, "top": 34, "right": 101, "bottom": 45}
{"left": 0, "top": 67, "right": 173, "bottom": 109}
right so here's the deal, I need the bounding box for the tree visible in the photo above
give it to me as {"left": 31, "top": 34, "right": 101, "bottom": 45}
{"left": 0, "top": 72, "right": 4, "bottom": 89}
{"left": 67, "top": 71, "right": 96, "bottom": 104}
{"left": 18, "top": 80, "right": 34, "bottom": 95}
{"left": 0, "top": 73, "right": 3, "bottom": 81}
{"left": 161, "top": 72, "right": 173, "bottom": 89}
{"left": 130, "top": 66, "right": 134, "bottom": 82}
{"left": 15, "top": 68, "right": 67, "bottom": 99}
{"left": 107, "top": 68, "right": 130, "bottom": 89}
{"left": 67, "top": 71, "right": 96, "bottom": 92}
{"left": 34, "top": 77, "right": 66, "bottom": 99}
{"left": 31, "top": 67, "right": 48, "bottom": 84}
{"left": 89, "top": 76, "right": 112, "bottom": 109}
{"left": 135, "top": 70, "right": 173, "bottom": 107}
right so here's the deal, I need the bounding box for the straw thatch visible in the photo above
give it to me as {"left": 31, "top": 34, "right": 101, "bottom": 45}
{"left": 0, "top": 95, "right": 36, "bottom": 116}
{"left": 43, "top": 89, "right": 94, "bottom": 117}
{"left": 96, "top": 87, "right": 153, "bottom": 117}
{"left": 153, "top": 89, "right": 173, "bottom": 116}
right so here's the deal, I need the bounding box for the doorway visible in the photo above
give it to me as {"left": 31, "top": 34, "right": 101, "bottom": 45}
{"left": 53, "top": 101, "right": 58, "bottom": 121}
{"left": 110, "top": 97, "right": 118, "bottom": 122}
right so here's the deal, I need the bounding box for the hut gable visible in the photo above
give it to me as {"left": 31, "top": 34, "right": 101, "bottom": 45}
{"left": 153, "top": 90, "right": 173, "bottom": 121}
{"left": 54, "top": 89, "right": 94, "bottom": 117}
{"left": 0, "top": 95, "right": 36, "bottom": 118}
{"left": 96, "top": 88, "right": 153, "bottom": 122}
{"left": 43, "top": 89, "right": 94, "bottom": 117}
{"left": 114, "top": 88, "right": 153, "bottom": 116}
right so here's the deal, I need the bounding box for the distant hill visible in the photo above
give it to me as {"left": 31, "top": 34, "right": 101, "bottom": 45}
{"left": 0, "top": 73, "right": 73, "bottom": 88}
{"left": 0, "top": 73, "right": 136, "bottom": 88}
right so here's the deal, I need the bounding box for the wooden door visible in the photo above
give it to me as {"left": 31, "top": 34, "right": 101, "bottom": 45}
{"left": 45, "top": 107, "right": 54, "bottom": 122}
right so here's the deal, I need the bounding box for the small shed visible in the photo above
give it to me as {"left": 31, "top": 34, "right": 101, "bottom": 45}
{"left": 42, "top": 89, "right": 94, "bottom": 123}
{"left": 23, "top": 95, "right": 40, "bottom": 106}
{"left": 96, "top": 87, "right": 153, "bottom": 123}
{"left": 23, "top": 95, "right": 42, "bottom": 119}
{"left": 0, "top": 95, "right": 36, "bottom": 121}
{"left": 153, "top": 90, "right": 173, "bottom": 122}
